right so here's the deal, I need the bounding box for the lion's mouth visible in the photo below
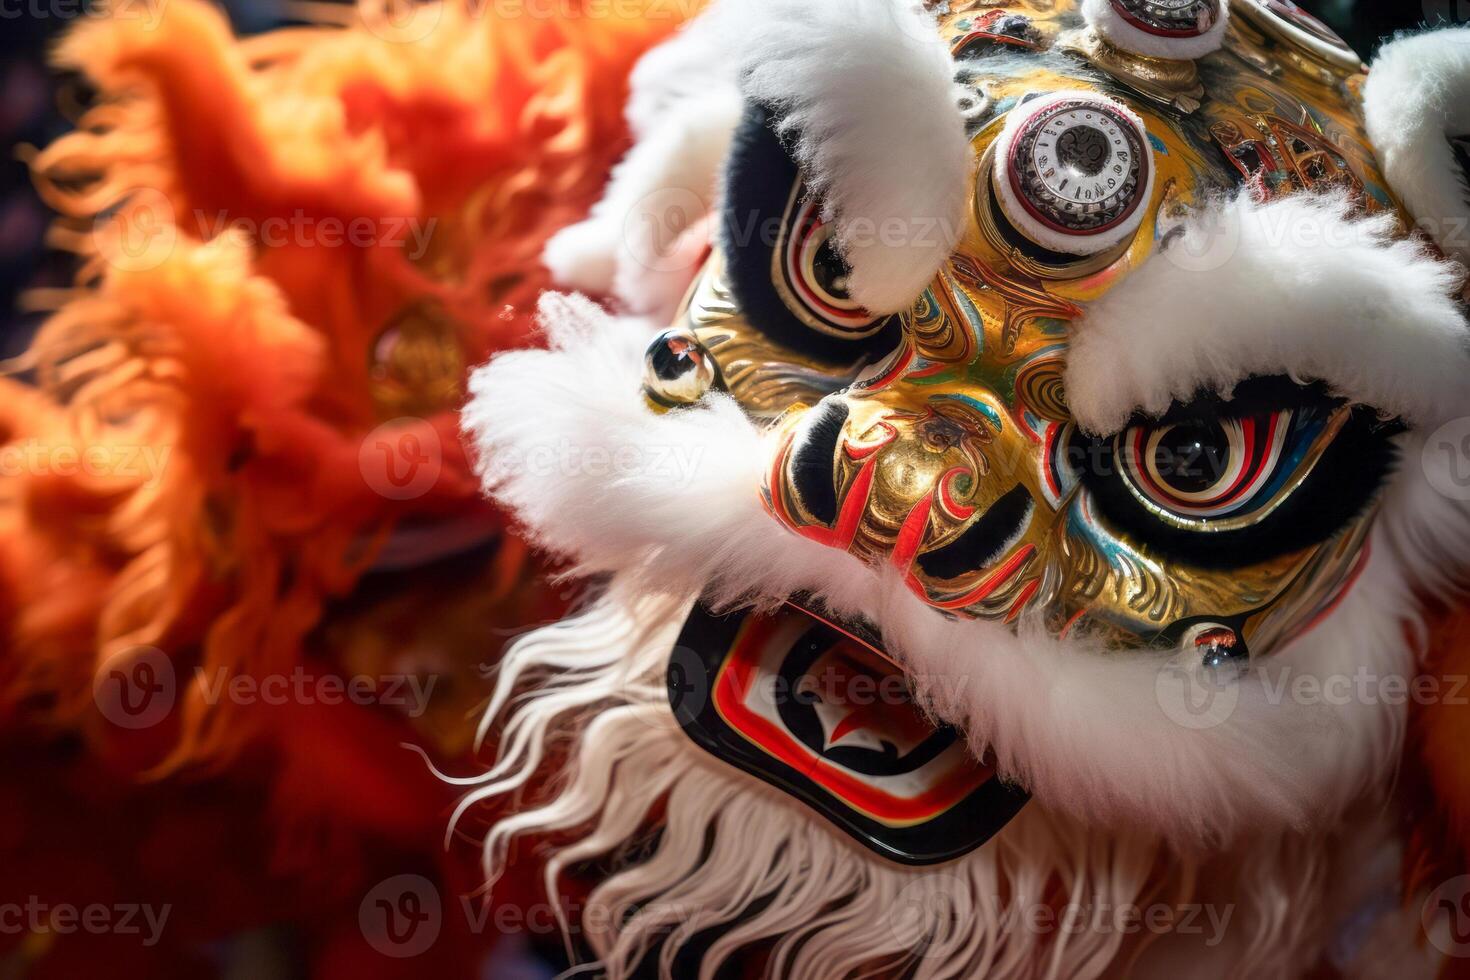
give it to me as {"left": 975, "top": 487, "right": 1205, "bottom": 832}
{"left": 669, "top": 599, "right": 1029, "bottom": 865}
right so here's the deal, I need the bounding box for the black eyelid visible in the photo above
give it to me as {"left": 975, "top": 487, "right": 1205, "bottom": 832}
{"left": 917, "top": 485, "right": 1033, "bottom": 581}
{"left": 1131, "top": 375, "right": 1349, "bottom": 428}
{"left": 721, "top": 101, "right": 904, "bottom": 363}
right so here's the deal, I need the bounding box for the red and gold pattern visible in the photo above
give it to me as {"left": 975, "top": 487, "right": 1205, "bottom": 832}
{"left": 674, "top": 0, "right": 1397, "bottom": 657}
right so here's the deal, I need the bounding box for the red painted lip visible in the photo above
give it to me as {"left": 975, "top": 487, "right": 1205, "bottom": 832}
{"left": 712, "top": 604, "right": 994, "bottom": 825}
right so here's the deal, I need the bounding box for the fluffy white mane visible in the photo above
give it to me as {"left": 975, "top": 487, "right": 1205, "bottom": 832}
{"left": 1065, "top": 191, "right": 1470, "bottom": 434}
{"left": 1363, "top": 26, "right": 1470, "bottom": 267}
{"left": 452, "top": 579, "right": 1357, "bottom": 980}
{"left": 542, "top": 0, "right": 970, "bottom": 317}
{"left": 459, "top": 10, "right": 1470, "bottom": 977}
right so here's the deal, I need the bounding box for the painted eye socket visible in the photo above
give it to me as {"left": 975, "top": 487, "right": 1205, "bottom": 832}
{"left": 990, "top": 91, "right": 1156, "bottom": 259}
{"left": 1065, "top": 378, "right": 1402, "bottom": 569}
{"left": 720, "top": 102, "right": 902, "bottom": 363}
{"left": 780, "top": 196, "right": 883, "bottom": 338}
{"left": 1118, "top": 412, "right": 1299, "bottom": 522}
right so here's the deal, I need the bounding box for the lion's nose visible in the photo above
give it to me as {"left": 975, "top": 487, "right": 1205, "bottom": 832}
{"left": 765, "top": 385, "right": 1049, "bottom": 617}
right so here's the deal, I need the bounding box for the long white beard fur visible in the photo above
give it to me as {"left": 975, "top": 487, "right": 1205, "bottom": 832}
{"left": 454, "top": 577, "right": 1371, "bottom": 980}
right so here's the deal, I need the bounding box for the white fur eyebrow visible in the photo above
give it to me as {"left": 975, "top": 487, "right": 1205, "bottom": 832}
{"left": 542, "top": 0, "right": 972, "bottom": 320}
{"left": 1363, "top": 26, "right": 1470, "bottom": 269}
{"left": 1063, "top": 190, "right": 1470, "bottom": 435}
{"left": 726, "top": 0, "right": 972, "bottom": 315}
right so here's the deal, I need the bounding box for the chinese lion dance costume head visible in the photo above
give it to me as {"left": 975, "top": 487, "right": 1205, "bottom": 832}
{"left": 465, "top": 1, "right": 1470, "bottom": 977}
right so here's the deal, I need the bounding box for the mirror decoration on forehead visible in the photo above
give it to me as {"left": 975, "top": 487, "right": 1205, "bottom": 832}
{"left": 990, "top": 91, "right": 1155, "bottom": 261}
{"left": 1084, "top": 0, "right": 1230, "bottom": 61}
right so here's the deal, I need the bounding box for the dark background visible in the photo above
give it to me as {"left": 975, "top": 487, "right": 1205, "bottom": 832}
{"left": 0, "top": 0, "right": 1445, "bottom": 354}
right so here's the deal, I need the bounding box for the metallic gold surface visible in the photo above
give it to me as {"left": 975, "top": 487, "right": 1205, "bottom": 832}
{"left": 681, "top": 253, "right": 869, "bottom": 414}
{"left": 670, "top": 0, "right": 1398, "bottom": 658}
{"left": 370, "top": 299, "right": 465, "bottom": 420}
{"left": 1059, "top": 28, "right": 1207, "bottom": 112}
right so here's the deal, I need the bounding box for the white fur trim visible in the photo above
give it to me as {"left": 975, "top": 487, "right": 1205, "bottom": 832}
{"left": 542, "top": 13, "right": 741, "bottom": 319}
{"left": 1363, "top": 27, "right": 1470, "bottom": 266}
{"left": 545, "top": 0, "right": 968, "bottom": 318}
{"left": 992, "top": 89, "right": 1157, "bottom": 256}
{"left": 725, "top": 0, "right": 971, "bottom": 314}
{"left": 462, "top": 292, "right": 1420, "bottom": 847}
{"left": 1064, "top": 190, "right": 1470, "bottom": 435}
{"left": 1082, "top": 0, "right": 1230, "bottom": 61}
{"left": 454, "top": 580, "right": 1389, "bottom": 979}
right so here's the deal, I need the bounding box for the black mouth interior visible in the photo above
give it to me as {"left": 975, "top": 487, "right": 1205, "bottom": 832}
{"left": 669, "top": 599, "right": 1030, "bottom": 865}
{"left": 776, "top": 614, "right": 959, "bottom": 777}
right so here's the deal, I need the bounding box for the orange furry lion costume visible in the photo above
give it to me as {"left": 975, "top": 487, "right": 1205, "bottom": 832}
{"left": 0, "top": 1, "right": 687, "bottom": 975}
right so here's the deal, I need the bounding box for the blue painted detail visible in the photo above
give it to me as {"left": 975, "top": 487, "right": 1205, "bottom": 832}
{"left": 933, "top": 393, "right": 1004, "bottom": 432}
{"left": 951, "top": 285, "right": 986, "bottom": 354}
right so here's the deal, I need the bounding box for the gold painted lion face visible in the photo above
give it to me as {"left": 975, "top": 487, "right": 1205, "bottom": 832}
{"left": 647, "top": 0, "right": 1402, "bottom": 664}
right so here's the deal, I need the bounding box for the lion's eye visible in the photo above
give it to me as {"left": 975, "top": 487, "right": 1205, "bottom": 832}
{"left": 1120, "top": 412, "right": 1299, "bottom": 522}
{"left": 719, "top": 102, "right": 901, "bottom": 362}
{"left": 1063, "top": 377, "right": 1401, "bottom": 567}
{"left": 779, "top": 195, "right": 883, "bottom": 338}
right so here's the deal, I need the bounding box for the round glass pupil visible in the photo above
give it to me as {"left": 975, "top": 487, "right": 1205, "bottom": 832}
{"left": 813, "top": 234, "right": 851, "bottom": 300}
{"left": 1153, "top": 421, "right": 1226, "bottom": 494}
